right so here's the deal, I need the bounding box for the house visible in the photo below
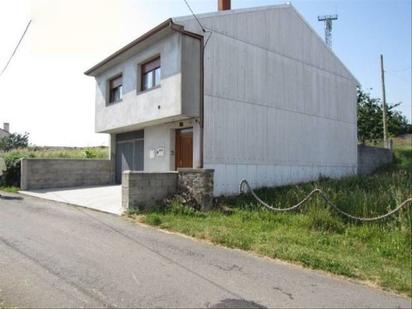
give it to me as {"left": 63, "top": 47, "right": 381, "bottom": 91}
{"left": 85, "top": 1, "right": 358, "bottom": 196}
{"left": 0, "top": 123, "right": 10, "bottom": 139}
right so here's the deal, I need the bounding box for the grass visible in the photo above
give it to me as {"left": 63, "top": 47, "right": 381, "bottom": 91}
{"left": 0, "top": 186, "right": 19, "bottom": 193}
{"left": 127, "top": 138, "right": 412, "bottom": 296}
{"left": 0, "top": 146, "right": 109, "bottom": 160}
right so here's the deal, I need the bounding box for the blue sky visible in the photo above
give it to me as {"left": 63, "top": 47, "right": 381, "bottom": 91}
{"left": 0, "top": 0, "right": 410, "bottom": 146}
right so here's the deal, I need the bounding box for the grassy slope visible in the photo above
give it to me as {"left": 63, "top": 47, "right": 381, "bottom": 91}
{"left": 128, "top": 138, "right": 412, "bottom": 296}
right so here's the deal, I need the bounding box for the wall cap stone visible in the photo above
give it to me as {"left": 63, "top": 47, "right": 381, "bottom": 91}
{"left": 177, "top": 168, "right": 214, "bottom": 173}
{"left": 123, "top": 170, "right": 179, "bottom": 175}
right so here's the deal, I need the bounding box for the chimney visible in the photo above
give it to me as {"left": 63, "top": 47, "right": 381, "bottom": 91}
{"left": 218, "top": 0, "right": 231, "bottom": 11}
{"left": 3, "top": 123, "right": 9, "bottom": 132}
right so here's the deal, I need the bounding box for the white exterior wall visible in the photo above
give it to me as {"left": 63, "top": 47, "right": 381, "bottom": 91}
{"left": 143, "top": 119, "right": 201, "bottom": 172}
{"left": 94, "top": 31, "right": 200, "bottom": 134}
{"left": 175, "top": 5, "right": 358, "bottom": 195}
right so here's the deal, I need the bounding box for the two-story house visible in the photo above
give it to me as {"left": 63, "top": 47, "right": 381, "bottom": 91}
{"left": 85, "top": 1, "right": 358, "bottom": 196}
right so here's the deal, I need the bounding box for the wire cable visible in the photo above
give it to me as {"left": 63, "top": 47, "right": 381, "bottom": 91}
{"left": 239, "top": 179, "right": 412, "bottom": 222}
{"left": 183, "top": 0, "right": 206, "bottom": 33}
{"left": 0, "top": 20, "right": 32, "bottom": 77}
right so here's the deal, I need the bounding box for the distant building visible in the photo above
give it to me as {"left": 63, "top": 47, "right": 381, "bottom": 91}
{"left": 85, "top": 2, "right": 358, "bottom": 195}
{"left": 0, "top": 123, "right": 10, "bottom": 139}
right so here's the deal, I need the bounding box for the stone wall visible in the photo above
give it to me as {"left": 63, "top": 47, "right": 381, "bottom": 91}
{"left": 358, "top": 145, "right": 393, "bottom": 175}
{"left": 121, "top": 169, "right": 214, "bottom": 211}
{"left": 178, "top": 169, "right": 214, "bottom": 211}
{"left": 20, "top": 159, "right": 114, "bottom": 190}
{"left": 122, "top": 171, "right": 178, "bottom": 211}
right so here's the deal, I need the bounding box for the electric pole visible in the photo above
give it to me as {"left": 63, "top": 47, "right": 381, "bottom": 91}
{"left": 380, "top": 54, "right": 389, "bottom": 148}
{"left": 318, "top": 15, "right": 338, "bottom": 48}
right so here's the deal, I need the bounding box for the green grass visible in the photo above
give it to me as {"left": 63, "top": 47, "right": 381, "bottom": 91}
{"left": 127, "top": 140, "right": 412, "bottom": 296}
{"left": 0, "top": 146, "right": 109, "bottom": 160}
{"left": 0, "top": 186, "right": 19, "bottom": 193}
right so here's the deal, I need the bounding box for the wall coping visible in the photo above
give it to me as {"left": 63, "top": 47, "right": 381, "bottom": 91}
{"left": 358, "top": 144, "right": 392, "bottom": 152}
{"left": 123, "top": 170, "right": 179, "bottom": 175}
{"left": 177, "top": 168, "right": 214, "bottom": 173}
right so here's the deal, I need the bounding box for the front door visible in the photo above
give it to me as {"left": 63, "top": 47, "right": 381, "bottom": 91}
{"left": 175, "top": 128, "right": 193, "bottom": 169}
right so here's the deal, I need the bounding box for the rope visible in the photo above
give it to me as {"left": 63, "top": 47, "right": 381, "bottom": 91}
{"left": 239, "top": 179, "right": 412, "bottom": 222}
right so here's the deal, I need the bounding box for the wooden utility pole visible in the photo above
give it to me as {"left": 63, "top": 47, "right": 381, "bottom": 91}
{"left": 380, "top": 54, "right": 389, "bottom": 148}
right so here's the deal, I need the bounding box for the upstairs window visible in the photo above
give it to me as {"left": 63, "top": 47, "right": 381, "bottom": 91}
{"left": 141, "top": 57, "right": 161, "bottom": 91}
{"left": 109, "top": 75, "right": 123, "bottom": 104}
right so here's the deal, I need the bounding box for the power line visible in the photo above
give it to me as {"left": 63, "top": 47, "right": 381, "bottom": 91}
{"left": 0, "top": 20, "right": 32, "bottom": 77}
{"left": 183, "top": 0, "right": 206, "bottom": 33}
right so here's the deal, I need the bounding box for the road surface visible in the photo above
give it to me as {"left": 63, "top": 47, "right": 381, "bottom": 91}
{"left": 0, "top": 193, "right": 410, "bottom": 308}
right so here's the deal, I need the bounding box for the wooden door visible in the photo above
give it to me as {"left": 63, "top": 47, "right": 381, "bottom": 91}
{"left": 175, "top": 128, "right": 193, "bottom": 169}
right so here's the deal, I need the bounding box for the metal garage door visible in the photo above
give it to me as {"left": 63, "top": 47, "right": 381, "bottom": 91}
{"left": 115, "top": 130, "right": 144, "bottom": 183}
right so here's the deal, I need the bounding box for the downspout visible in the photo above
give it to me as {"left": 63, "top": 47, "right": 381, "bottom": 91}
{"left": 170, "top": 21, "right": 205, "bottom": 168}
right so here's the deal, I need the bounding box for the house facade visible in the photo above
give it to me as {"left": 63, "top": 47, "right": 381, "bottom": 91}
{"left": 86, "top": 2, "right": 358, "bottom": 195}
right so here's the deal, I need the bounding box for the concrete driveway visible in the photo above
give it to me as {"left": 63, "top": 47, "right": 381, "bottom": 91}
{"left": 0, "top": 193, "right": 410, "bottom": 308}
{"left": 19, "top": 185, "right": 122, "bottom": 215}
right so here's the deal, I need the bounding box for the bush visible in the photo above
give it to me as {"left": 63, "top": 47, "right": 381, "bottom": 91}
{"left": 1, "top": 150, "right": 34, "bottom": 186}
{"left": 0, "top": 133, "right": 29, "bottom": 152}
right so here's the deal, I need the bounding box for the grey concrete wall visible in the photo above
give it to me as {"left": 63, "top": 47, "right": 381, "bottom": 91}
{"left": 175, "top": 4, "right": 358, "bottom": 195}
{"left": 178, "top": 169, "right": 214, "bottom": 211}
{"left": 122, "top": 171, "right": 178, "bottom": 210}
{"left": 358, "top": 145, "right": 392, "bottom": 175}
{"left": 21, "top": 159, "right": 114, "bottom": 190}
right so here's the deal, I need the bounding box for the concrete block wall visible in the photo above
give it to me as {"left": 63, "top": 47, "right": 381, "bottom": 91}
{"left": 122, "top": 171, "right": 178, "bottom": 211}
{"left": 178, "top": 169, "right": 214, "bottom": 211}
{"left": 358, "top": 145, "right": 392, "bottom": 175}
{"left": 21, "top": 159, "right": 114, "bottom": 190}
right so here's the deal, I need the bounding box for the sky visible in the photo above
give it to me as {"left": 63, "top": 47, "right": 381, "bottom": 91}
{"left": 0, "top": 0, "right": 411, "bottom": 147}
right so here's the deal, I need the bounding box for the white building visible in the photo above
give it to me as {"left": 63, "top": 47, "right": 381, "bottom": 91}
{"left": 85, "top": 1, "right": 358, "bottom": 196}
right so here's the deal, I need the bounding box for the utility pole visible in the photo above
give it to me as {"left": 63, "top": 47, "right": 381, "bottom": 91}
{"left": 380, "top": 54, "right": 389, "bottom": 148}
{"left": 318, "top": 15, "right": 338, "bottom": 48}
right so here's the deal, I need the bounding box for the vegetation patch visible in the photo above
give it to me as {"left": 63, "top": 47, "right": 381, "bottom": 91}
{"left": 127, "top": 140, "right": 412, "bottom": 296}
{"left": 0, "top": 147, "right": 109, "bottom": 186}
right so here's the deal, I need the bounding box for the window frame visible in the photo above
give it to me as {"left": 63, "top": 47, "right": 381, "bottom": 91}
{"left": 108, "top": 74, "right": 123, "bottom": 105}
{"left": 140, "top": 56, "right": 161, "bottom": 92}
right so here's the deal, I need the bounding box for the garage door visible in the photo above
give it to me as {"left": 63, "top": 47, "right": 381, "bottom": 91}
{"left": 115, "top": 130, "right": 144, "bottom": 183}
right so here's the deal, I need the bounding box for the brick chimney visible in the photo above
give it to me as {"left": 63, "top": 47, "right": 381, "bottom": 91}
{"left": 3, "top": 123, "right": 9, "bottom": 132}
{"left": 218, "top": 0, "right": 231, "bottom": 11}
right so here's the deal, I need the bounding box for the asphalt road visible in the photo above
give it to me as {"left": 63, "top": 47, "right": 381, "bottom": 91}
{"left": 0, "top": 193, "right": 410, "bottom": 308}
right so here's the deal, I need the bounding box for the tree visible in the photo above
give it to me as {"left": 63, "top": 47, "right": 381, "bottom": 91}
{"left": 0, "top": 132, "right": 29, "bottom": 152}
{"left": 357, "top": 88, "right": 411, "bottom": 144}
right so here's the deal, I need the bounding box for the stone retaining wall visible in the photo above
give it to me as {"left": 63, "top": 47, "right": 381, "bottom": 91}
{"left": 357, "top": 145, "right": 393, "bottom": 175}
{"left": 178, "top": 169, "right": 214, "bottom": 211}
{"left": 20, "top": 159, "right": 114, "bottom": 190}
{"left": 122, "top": 169, "right": 214, "bottom": 211}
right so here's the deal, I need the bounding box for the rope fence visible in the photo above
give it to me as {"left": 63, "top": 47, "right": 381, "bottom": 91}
{"left": 239, "top": 179, "right": 412, "bottom": 222}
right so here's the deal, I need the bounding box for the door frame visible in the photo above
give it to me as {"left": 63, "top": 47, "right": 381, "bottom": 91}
{"left": 175, "top": 127, "right": 193, "bottom": 170}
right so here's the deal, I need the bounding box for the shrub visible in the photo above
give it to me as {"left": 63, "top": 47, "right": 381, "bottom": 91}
{"left": 0, "top": 133, "right": 29, "bottom": 152}
{"left": 1, "top": 150, "right": 34, "bottom": 186}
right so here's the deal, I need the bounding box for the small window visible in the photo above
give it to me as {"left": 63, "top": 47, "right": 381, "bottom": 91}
{"left": 109, "top": 75, "right": 123, "bottom": 104}
{"left": 141, "top": 57, "right": 161, "bottom": 91}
